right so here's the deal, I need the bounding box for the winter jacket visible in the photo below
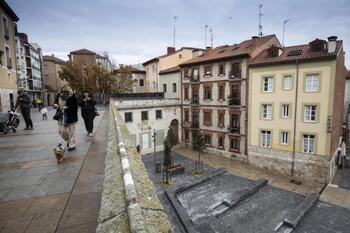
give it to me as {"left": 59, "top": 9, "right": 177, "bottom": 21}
{"left": 14, "top": 93, "right": 31, "bottom": 110}
{"left": 78, "top": 95, "right": 96, "bottom": 112}
{"left": 54, "top": 93, "right": 78, "bottom": 124}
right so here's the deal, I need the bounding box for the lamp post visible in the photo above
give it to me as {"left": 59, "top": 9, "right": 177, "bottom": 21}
{"left": 282, "top": 19, "right": 290, "bottom": 47}
{"left": 152, "top": 129, "right": 157, "bottom": 173}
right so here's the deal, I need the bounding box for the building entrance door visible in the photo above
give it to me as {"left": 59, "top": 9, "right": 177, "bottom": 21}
{"left": 142, "top": 133, "right": 149, "bottom": 149}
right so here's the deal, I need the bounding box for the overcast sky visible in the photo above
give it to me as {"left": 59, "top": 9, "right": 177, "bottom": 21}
{"left": 8, "top": 0, "right": 350, "bottom": 67}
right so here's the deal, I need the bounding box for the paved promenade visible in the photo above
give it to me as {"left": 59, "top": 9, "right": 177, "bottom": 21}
{"left": 0, "top": 107, "right": 108, "bottom": 233}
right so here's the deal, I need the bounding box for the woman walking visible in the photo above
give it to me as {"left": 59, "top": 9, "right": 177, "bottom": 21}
{"left": 78, "top": 90, "right": 96, "bottom": 137}
{"left": 53, "top": 85, "right": 78, "bottom": 151}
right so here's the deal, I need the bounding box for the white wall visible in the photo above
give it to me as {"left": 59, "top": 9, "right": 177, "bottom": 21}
{"left": 159, "top": 71, "right": 181, "bottom": 99}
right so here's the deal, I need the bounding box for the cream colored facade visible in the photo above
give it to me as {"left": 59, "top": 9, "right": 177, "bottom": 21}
{"left": 248, "top": 60, "right": 343, "bottom": 182}
{"left": 143, "top": 48, "right": 202, "bottom": 92}
{"left": 0, "top": 4, "right": 18, "bottom": 111}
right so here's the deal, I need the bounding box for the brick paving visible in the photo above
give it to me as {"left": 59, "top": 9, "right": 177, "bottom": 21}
{"left": 0, "top": 107, "right": 108, "bottom": 233}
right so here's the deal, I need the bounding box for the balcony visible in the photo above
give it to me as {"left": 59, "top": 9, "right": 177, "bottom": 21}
{"left": 228, "top": 127, "right": 240, "bottom": 134}
{"left": 228, "top": 97, "right": 241, "bottom": 106}
{"left": 190, "top": 75, "right": 200, "bottom": 83}
{"left": 229, "top": 71, "right": 242, "bottom": 80}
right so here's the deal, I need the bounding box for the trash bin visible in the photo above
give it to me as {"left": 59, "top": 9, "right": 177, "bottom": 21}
{"left": 156, "top": 162, "right": 161, "bottom": 173}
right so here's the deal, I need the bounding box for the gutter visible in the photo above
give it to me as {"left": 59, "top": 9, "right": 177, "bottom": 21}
{"left": 291, "top": 60, "right": 299, "bottom": 176}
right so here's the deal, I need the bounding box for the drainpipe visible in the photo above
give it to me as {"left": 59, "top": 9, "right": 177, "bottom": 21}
{"left": 291, "top": 60, "right": 299, "bottom": 176}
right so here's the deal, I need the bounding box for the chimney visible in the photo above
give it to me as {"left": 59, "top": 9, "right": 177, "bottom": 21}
{"left": 51, "top": 54, "right": 55, "bottom": 57}
{"left": 251, "top": 36, "right": 259, "bottom": 47}
{"left": 167, "top": 47, "right": 175, "bottom": 55}
{"left": 327, "top": 36, "right": 337, "bottom": 53}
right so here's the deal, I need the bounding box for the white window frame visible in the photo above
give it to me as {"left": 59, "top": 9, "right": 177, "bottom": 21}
{"left": 281, "top": 131, "right": 288, "bottom": 145}
{"left": 304, "top": 105, "right": 317, "bottom": 122}
{"left": 303, "top": 134, "right": 315, "bottom": 153}
{"left": 263, "top": 77, "right": 273, "bottom": 92}
{"left": 262, "top": 104, "right": 272, "bottom": 120}
{"left": 281, "top": 104, "right": 289, "bottom": 118}
{"left": 283, "top": 75, "right": 292, "bottom": 90}
{"left": 305, "top": 74, "right": 320, "bottom": 92}
{"left": 261, "top": 130, "right": 271, "bottom": 148}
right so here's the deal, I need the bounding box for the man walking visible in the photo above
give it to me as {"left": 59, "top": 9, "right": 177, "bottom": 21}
{"left": 14, "top": 88, "right": 33, "bottom": 130}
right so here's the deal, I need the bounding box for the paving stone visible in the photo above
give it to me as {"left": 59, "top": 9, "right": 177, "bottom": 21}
{"left": 0, "top": 215, "right": 33, "bottom": 233}
{"left": 0, "top": 188, "right": 11, "bottom": 201}
{"left": 58, "top": 192, "right": 101, "bottom": 228}
{"left": 48, "top": 179, "right": 76, "bottom": 195}
{"left": 72, "top": 175, "right": 104, "bottom": 196}
{"left": 25, "top": 193, "right": 69, "bottom": 216}
{"left": 0, "top": 198, "right": 34, "bottom": 220}
{"left": 25, "top": 211, "right": 62, "bottom": 233}
{"left": 56, "top": 222, "right": 97, "bottom": 233}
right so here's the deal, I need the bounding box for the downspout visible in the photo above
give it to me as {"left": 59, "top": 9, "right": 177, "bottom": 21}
{"left": 291, "top": 60, "right": 299, "bottom": 176}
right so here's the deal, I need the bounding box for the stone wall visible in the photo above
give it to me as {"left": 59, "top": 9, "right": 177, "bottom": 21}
{"left": 248, "top": 145, "right": 329, "bottom": 183}
{"left": 97, "top": 104, "right": 172, "bottom": 233}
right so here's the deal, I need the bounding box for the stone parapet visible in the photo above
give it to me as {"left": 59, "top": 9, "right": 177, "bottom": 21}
{"left": 97, "top": 104, "right": 172, "bottom": 233}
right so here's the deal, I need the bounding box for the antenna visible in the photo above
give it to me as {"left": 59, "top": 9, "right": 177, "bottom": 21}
{"left": 282, "top": 19, "right": 290, "bottom": 47}
{"left": 204, "top": 25, "right": 208, "bottom": 48}
{"left": 258, "top": 4, "right": 263, "bottom": 37}
{"left": 173, "top": 16, "right": 177, "bottom": 48}
{"left": 210, "top": 28, "right": 214, "bottom": 48}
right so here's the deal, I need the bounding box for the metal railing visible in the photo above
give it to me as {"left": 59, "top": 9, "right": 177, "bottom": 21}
{"left": 111, "top": 92, "right": 164, "bottom": 99}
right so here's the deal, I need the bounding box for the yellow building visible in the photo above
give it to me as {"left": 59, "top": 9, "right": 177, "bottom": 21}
{"left": 142, "top": 47, "right": 203, "bottom": 92}
{"left": 0, "top": 0, "right": 19, "bottom": 111}
{"left": 248, "top": 37, "right": 347, "bottom": 183}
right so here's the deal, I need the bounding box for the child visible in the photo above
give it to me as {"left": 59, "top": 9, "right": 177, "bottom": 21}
{"left": 40, "top": 107, "right": 48, "bottom": 120}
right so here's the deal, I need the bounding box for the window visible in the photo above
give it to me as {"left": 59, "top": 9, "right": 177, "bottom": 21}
{"left": 263, "top": 77, "right": 273, "bottom": 92}
{"left": 281, "top": 104, "right": 290, "bottom": 118}
{"left": 184, "top": 129, "right": 189, "bottom": 141}
{"left": 184, "top": 110, "right": 189, "bottom": 122}
{"left": 261, "top": 104, "right": 272, "bottom": 120}
{"left": 218, "top": 136, "right": 224, "bottom": 149}
{"left": 303, "top": 134, "right": 315, "bottom": 153}
{"left": 179, "top": 54, "right": 182, "bottom": 59}
{"left": 231, "top": 114, "right": 239, "bottom": 129}
{"left": 192, "top": 68, "right": 199, "bottom": 79}
{"left": 141, "top": 111, "right": 148, "bottom": 121}
{"left": 139, "top": 79, "right": 144, "bottom": 86}
{"left": 218, "top": 112, "right": 225, "bottom": 127}
{"left": 125, "top": 112, "right": 133, "bottom": 122}
{"left": 163, "top": 84, "right": 167, "bottom": 92}
{"left": 231, "top": 63, "right": 240, "bottom": 77}
{"left": 184, "top": 86, "right": 189, "bottom": 100}
{"left": 5, "top": 46, "right": 11, "bottom": 69}
{"left": 305, "top": 74, "right": 320, "bottom": 92}
{"left": 203, "top": 111, "right": 212, "bottom": 126}
{"left": 281, "top": 131, "right": 288, "bottom": 145}
{"left": 204, "top": 86, "right": 212, "bottom": 100}
{"left": 3, "top": 16, "right": 9, "bottom": 39}
{"left": 172, "top": 83, "right": 177, "bottom": 93}
{"left": 204, "top": 66, "right": 212, "bottom": 75}
{"left": 219, "top": 64, "right": 225, "bottom": 75}
{"left": 156, "top": 110, "right": 162, "bottom": 119}
{"left": 261, "top": 130, "right": 271, "bottom": 148}
{"left": 204, "top": 134, "right": 211, "bottom": 145}
{"left": 230, "top": 138, "right": 240, "bottom": 151}
{"left": 219, "top": 85, "right": 225, "bottom": 100}
{"left": 283, "top": 75, "right": 292, "bottom": 90}
{"left": 304, "top": 105, "right": 317, "bottom": 122}
{"left": 184, "top": 69, "right": 189, "bottom": 78}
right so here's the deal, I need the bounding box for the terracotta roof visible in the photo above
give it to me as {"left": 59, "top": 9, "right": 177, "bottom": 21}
{"left": 180, "top": 35, "right": 276, "bottom": 66}
{"left": 249, "top": 41, "right": 342, "bottom": 66}
{"left": 43, "top": 55, "right": 65, "bottom": 64}
{"left": 142, "top": 47, "right": 205, "bottom": 66}
{"left": 159, "top": 66, "right": 180, "bottom": 75}
{"left": 70, "top": 49, "right": 96, "bottom": 55}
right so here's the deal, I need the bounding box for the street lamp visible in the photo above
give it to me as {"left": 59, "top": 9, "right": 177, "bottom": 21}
{"left": 152, "top": 129, "right": 157, "bottom": 173}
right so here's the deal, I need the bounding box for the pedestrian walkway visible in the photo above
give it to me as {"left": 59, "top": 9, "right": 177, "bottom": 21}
{"left": 0, "top": 107, "right": 108, "bottom": 233}
{"left": 173, "top": 145, "right": 324, "bottom": 195}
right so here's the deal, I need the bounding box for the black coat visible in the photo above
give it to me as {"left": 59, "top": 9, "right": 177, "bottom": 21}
{"left": 54, "top": 93, "right": 78, "bottom": 124}
{"left": 78, "top": 95, "right": 96, "bottom": 112}
{"left": 14, "top": 93, "right": 31, "bottom": 110}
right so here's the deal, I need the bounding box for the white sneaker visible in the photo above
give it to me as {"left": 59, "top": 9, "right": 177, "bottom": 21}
{"left": 89, "top": 133, "right": 93, "bottom": 137}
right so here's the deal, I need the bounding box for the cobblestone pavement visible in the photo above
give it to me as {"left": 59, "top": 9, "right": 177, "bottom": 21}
{"left": 173, "top": 145, "right": 325, "bottom": 195}
{"left": 0, "top": 107, "right": 108, "bottom": 233}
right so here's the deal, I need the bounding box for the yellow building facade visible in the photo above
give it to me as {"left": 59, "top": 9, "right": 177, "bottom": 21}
{"left": 248, "top": 39, "right": 346, "bottom": 182}
{"left": 0, "top": 1, "right": 19, "bottom": 111}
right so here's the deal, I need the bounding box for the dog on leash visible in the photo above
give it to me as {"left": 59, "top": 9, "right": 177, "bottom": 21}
{"left": 53, "top": 143, "right": 65, "bottom": 163}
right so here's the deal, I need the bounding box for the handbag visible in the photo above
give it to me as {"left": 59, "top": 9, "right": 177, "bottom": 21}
{"left": 53, "top": 109, "right": 63, "bottom": 121}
